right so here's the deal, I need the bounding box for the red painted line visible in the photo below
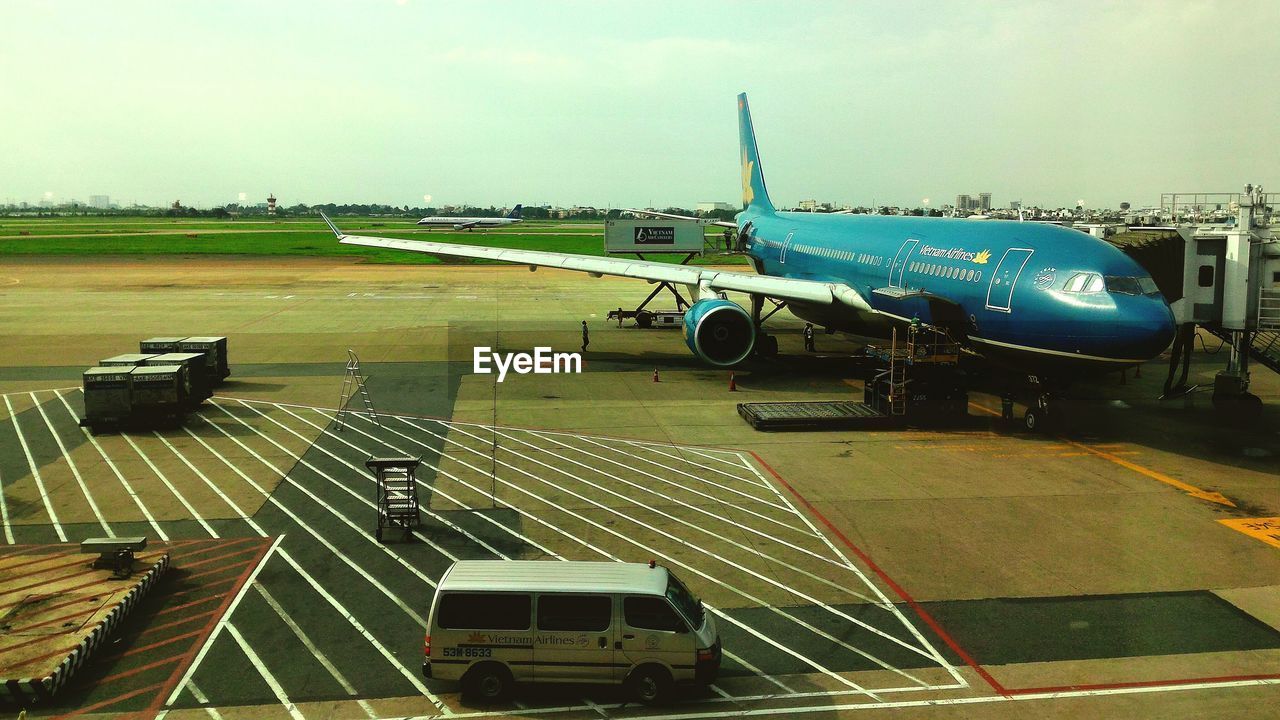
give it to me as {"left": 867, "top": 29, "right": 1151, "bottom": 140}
{"left": 0, "top": 548, "right": 81, "bottom": 573}
{"left": 747, "top": 449, "right": 1280, "bottom": 696}
{"left": 50, "top": 681, "right": 165, "bottom": 720}
{"left": 1, "top": 597, "right": 108, "bottom": 636}
{"left": 746, "top": 449, "right": 1011, "bottom": 696}
{"left": 146, "top": 536, "right": 275, "bottom": 714}
{"left": 79, "top": 653, "right": 182, "bottom": 687}
{"left": 97, "top": 627, "right": 206, "bottom": 662}
{"left": 166, "top": 536, "right": 262, "bottom": 563}
{"left": 0, "top": 556, "right": 113, "bottom": 598}
{"left": 174, "top": 542, "right": 264, "bottom": 572}
{"left": 182, "top": 557, "right": 261, "bottom": 584}
{"left": 152, "top": 592, "right": 224, "bottom": 617}
{"left": 110, "top": 609, "right": 220, "bottom": 650}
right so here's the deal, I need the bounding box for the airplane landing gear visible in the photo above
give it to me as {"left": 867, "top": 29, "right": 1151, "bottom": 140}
{"left": 1003, "top": 380, "right": 1068, "bottom": 433}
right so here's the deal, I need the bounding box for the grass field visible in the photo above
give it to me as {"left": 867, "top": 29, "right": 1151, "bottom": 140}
{"left": 0, "top": 217, "right": 748, "bottom": 265}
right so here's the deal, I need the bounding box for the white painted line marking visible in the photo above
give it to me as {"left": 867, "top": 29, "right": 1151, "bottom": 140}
{"left": 737, "top": 451, "right": 964, "bottom": 687}
{"left": 187, "top": 681, "right": 227, "bottom": 720}
{"left": 166, "top": 535, "right": 283, "bottom": 707}
{"left": 528, "top": 430, "right": 806, "bottom": 535}
{"left": 229, "top": 401, "right": 460, "bottom": 567}
{"left": 268, "top": 402, "right": 486, "bottom": 560}
{"left": 227, "top": 622, "right": 307, "bottom": 720}
{"left": 54, "top": 390, "right": 167, "bottom": 540}
{"left": 200, "top": 406, "right": 437, "bottom": 608}
{"left": 32, "top": 392, "right": 112, "bottom": 536}
{"left": 253, "top": 581, "right": 379, "bottom": 719}
{"left": 622, "top": 440, "right": 770, "bottom": 489}
{"left": 444, "top": 422, "right": 935, "bottom": 674}
{"left": 276, "top": 547, "right": 450, "bottom": 714}
{"left": 177, "top": 427, "right": 269, "bottom": 537}
{"left": 495, "top": 427, "right": 886, "bottom": 601}
{"left": 153, "top": 431, "right": 257, "bottom": 530}
{"left": 327, "top": 410, "right": 564, "bottom": 560}
{"left": 570, "top": 433, "right": 793, "bottom": 513}
{"left": 4, "top": 394, "right": 66, "bottom": 541}
{"left": 121, "top": 432, "right": 219, "bottom": 538}
{"left": 396, "top": 417, "right": 891, "bottom": 696}
{"left": 721, "top": 648, "right": 795, "bottom": 694}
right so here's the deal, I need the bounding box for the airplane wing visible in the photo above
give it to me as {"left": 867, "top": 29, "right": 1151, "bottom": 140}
{"left": 322, "top": 213, "right": 873, "bottom": 311}
{"left": 624, "top": 208, "right": 737, "bottom": 229}
{"left": 453, "top": 221, "right": 478, "bottom": 230}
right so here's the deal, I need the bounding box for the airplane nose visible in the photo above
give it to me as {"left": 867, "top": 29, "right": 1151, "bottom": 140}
{"left": 1127, "top": 298, "right": 1177, "bottom": 360}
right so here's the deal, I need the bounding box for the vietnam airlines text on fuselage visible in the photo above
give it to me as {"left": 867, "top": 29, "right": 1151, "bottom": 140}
{"left": 738, "top": 210, "right": 1175, "bottom": 374}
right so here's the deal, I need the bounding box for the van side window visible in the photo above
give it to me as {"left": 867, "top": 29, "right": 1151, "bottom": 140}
{"left": 625, "top": 596, "right": 686, "bottom": 632}
{"left": 537, "top": 595, "right": 611, "bottom": 632}
{"left": 437, "top": 593, "right": 530, "bottom": 630}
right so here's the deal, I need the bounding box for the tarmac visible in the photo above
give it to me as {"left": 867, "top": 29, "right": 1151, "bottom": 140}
{"left": 0, "top": 255, "right": 1277, "bottom": 719}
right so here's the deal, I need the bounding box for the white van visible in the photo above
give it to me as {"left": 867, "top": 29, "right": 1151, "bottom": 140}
{"left": 423, "top": 560, "right": 721, "bottom": 704}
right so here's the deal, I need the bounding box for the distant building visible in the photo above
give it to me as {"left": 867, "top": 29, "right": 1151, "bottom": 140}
{"left": 89, "top": 194, "right": 110, "bottom": 209}
{"left": 696, "top": 201, "right": 733, "bottom": 213}
{"left": 268, "top": 193, "right": 277, "bottom": 215}
{"left": 798, "top": 199, "right": 818, "bottom": 211}
{"left": 955, "top": 192, "right": 993, "bottom": 212}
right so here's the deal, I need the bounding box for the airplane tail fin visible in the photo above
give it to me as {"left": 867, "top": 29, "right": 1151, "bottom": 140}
{"left": 507, "top": 204, "right": 523, "bottom": 219}
{"left": 737, "top": 93, "right": 775, "bottom": 214}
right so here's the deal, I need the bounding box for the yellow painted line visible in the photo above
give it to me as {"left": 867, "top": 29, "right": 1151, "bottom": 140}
{"left": 1218, "top": 517, "right": 1280, "bottom": 550}
{"left": 1066, "top": 440, "right": 1235, "bottom": 507}
{"left": 966, "top": 400, "right": 1233, "bottom": 507}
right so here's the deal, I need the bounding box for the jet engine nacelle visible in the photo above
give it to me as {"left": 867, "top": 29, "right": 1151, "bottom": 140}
{"left": 682, "top": 299, "right": 755, "bottom": 366}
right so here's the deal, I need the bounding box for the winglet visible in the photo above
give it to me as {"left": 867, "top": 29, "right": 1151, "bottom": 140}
{"left": 320, "top": 211, "right": 343, "bottom": 238}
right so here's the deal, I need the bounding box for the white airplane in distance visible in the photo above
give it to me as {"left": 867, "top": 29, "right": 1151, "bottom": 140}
{"left": 418, "top": 204, "right": 523, "bottom": 231}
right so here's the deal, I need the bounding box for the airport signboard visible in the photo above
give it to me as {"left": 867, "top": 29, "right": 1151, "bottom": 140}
{"left": 605, "top": 219, "right": 705, "bottom": 254}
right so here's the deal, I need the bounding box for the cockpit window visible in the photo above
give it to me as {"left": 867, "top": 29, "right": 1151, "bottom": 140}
{"left": 1105, "top": 276, "right": 1161, "bottom": 296}
{"left": 1063, "top": 272, "right": 1104, "bottom": 293}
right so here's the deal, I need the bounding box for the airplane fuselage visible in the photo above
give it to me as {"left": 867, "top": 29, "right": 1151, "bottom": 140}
{"left": 739, "top": 209, "right": 1176, "bottom": 377}
{"left": 417, "top": 217, "right": 522, "bottom": 228}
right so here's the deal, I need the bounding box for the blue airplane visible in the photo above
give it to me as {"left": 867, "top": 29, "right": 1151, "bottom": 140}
{"left": 325, "top": 93, "right": 1175, "bottom": 427}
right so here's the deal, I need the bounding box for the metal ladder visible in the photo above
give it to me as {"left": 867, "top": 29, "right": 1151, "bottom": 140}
{"left": 337, "top": 349, "right": 380, "bottom": 431}
{"left": 888, "top": 328, "right": 908, "bottom": 416}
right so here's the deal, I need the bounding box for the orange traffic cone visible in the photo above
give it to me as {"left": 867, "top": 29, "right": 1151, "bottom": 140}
{"left": 728, "top": 372, "right": 737, "bottom": 391}
{"left": 653, "top": 368, "right": 660, "bottom": 382}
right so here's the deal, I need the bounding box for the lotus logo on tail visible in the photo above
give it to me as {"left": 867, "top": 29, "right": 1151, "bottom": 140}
{"left": 741, "top": 148, "right": 755, "bottom": 207}
{"left": 973, "top": 249, "right": 992, "bottom": 264}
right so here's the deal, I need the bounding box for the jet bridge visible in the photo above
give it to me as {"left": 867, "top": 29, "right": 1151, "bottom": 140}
{"left": 1116, "top": 185, "right": 1280, "bottom": 413}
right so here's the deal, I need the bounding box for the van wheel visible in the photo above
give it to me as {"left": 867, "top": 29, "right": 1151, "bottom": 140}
{"left": 462, "top": 662, "right": 513, "bottom": 703}
{"left": 627, "top": 664, "right": 672, "bottom": 705}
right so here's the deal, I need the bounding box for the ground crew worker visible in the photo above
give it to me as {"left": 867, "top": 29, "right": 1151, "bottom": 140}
{"left": 581, "top": 320, "right": 590, "bottom": 352}
{"left": 617, "top": 308, "right": 624, "bottom": 328}
{"left": 803, "top": 323, "right": 816, "bottom": 352}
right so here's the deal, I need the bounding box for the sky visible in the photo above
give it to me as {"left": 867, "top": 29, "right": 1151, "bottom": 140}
{"left": 2, "top": 0, "right": 1278, "bottom": 210}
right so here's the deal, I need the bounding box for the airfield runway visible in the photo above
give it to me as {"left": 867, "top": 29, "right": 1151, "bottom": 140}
{"left": 1, "top": 255, "right": 1278, "bottom": 719}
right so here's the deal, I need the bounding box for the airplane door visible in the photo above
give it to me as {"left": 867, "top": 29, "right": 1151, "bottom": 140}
{"left": 985, "top": 248, "right": 1034, "bottom": 313}
{"left": 888, "top": 239, "right": 919, "bottom": 288}
{"left": 780, "top": 232, "right": 794, "bottom": 263}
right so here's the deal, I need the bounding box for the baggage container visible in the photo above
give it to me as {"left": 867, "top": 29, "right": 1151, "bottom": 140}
{"left": 145, "top": 352, "right": 210, "bottom": 404}
{"left": 139, "top": 336, "right": 187, "bottom": 355}
{"left": 82, "top": 367, "right": 133, "bottom": 427}
{"left": 129, "top": 365, "right": 189, "bottom": 420}
{"left": 99, "top": 353, "right": 158, "bottom": 368}
{"left": 178, "top": 336, "right": 230, "bottom": 383}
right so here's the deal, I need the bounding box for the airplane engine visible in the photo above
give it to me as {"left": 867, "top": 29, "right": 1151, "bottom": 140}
{"left": 682, "top": 299, "right": 755, "bottom": 366}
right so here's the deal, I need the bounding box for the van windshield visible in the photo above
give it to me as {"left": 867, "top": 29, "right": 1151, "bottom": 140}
{"left": 666, "top": 574, "right": 703, "bottom": 627}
